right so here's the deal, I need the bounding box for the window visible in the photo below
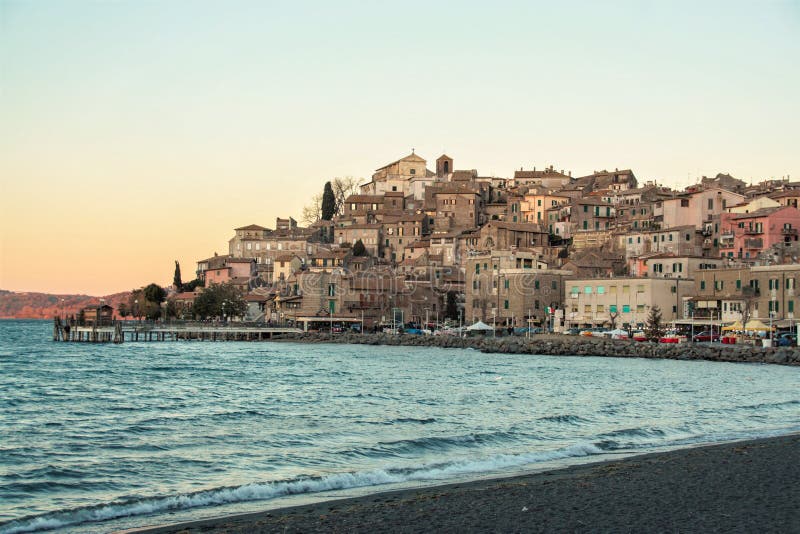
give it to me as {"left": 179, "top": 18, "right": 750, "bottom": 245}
{"left": 610, "top": 305, "right": 617, "bottom": 313}
{"left": 584, "top": 305, "right": 592, "bottom": 313}
{"left": 535, "top": 280, "right": 540, "bottom": 289}
{"left": 686, "top": 233, "right": 691, "bottom": 241}
{"left": 328, "top": 284, "right": 335, "bottom": 297}
{"left": 736, "top": 279, "right": 742, "bottom": 290}
{"left": 475, "top": 264, "right": 480, "bottom": 274}
{"left": 622, "top": 304, "right": 631, "bottom": 313}
{"left": 597, "top": 286, "right": 605, "bottom": 294}
{"left": 583, "top": 205, "right": 588, "bottom": 213}
{"left": 584, "top": 286, "right": 592, "bottom": 294}
{"left": 597, "top": 304, "right": 605, "bottom": 313}
{"left": 504, "top": 300, "right": 509, "bottom": 309}
{"left": 700, "top": 280, "right": 706, "bottom": 290}
{"left": 789, "top": 300, "right": 795, "bottom": 313}
{"left": 788, "top": 278, "right": 796, "bottom": 290}
{"left": 246, "top": 243, "right": 252, "bottom": 250}
{"left": 551, "top": 281, "right": 557, "bottom": 290}
{"left": 623, "top": 285, "right": 630, "bottom": 294}
{"left": 570, "top": 286, "right": 579, "bottom": 296}
{"left": 583, "top": 221, "right": 588, "bottom": 230}
{"left": 708, "top": 198, "right": 714, "bottom": 210}
{"left": 410, "top": 168, "right": 416, "bottom": 175}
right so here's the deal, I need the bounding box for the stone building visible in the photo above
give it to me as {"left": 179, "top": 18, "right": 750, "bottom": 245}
{"left": 565, "top": 277, "right": 694, "bottom": 329}
{"left": 465, "top": 251, "right": 568, "bottom": 328}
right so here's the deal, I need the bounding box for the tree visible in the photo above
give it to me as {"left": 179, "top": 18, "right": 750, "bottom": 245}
{"left": 117, "top": 302, "right": 129, "bottom": 318}
{"left": 301, "top": 193, "right": 322, "bottom": 225}
{"left": 179, "top": 279, "right": 201, "bottom": 292}
{"left": 143, "top": 283, "right": 166, "bottom": 305}
{"left": 173, "top": 261, "right": 182, "bottom": 290}
{"left": 645, "top": 305, "right": 664, "bottom": 341}
{"left": 609, "top": 310, "right": 619, "bottom": 330}
{"left": 445, "top": 291, "right": 459, "bottom": 320}
{"left": 332, "top": 176, "right": 362, "bottom": 216}
{"left": 192, "top": 283, "right": 247, "bottom": 320}
{"left": 738, "top": 285, "right": 759, "bottom": 332}
{"left": 352, "top": 239, "right": 366, "bottom": 257}
{"left": 321, "top": 181, "right": 336, "bottom": 220}
{"left": 128, "top": 285, "right": 166, "bottom": 321}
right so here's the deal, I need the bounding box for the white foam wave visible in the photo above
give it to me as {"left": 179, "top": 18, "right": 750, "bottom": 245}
{"left": 0, "top": 442, "right": 603, "bottom": 534}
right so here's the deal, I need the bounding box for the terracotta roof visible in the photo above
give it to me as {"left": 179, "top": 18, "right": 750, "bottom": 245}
{"left": 375, "top": 152, "right": 426, "bottom": 171}
{"left": 345, "top": 194, "right": 384, "bottom": 203}
{"left": 275, "top": 254, "right": 300, "bottom": 262}
{"left": 234, "top": 224, "right": 269, "bottom": 231}
{"left": 729, "top": 206, "right": 789, "bottom": 220}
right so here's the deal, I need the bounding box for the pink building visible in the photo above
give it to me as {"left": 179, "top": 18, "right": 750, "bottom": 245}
{"left": 204, "top": 258, "right": 255, "bottom": 286}
{"left": 719, "top": 206, "right": 800, "bottom": 260}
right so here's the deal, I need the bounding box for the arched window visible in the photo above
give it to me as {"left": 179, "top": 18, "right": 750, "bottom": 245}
{"left": 444, "top": 161, "right": 449, "bottom": 173}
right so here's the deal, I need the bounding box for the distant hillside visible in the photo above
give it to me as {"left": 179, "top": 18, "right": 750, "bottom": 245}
{"left": 0, "top": 290, "right": 132, "bottom": 319}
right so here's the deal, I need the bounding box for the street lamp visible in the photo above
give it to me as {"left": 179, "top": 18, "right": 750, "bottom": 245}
{"left": 134, "top": 299, "right": 139, "bottom": 325}
{"left": 222, "top": 301, "right": 227, "bottom": 323}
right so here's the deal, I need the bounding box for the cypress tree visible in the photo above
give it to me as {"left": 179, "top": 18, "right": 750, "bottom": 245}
{"left": 321, "top": 181, "right": 336, "bottom": 220}
{"left": 173, "top": 261, "right": 182, "bottom": 290}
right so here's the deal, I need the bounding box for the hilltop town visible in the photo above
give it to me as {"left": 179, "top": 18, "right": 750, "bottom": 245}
{"left": 170, "top": 152, "right": 800, "bottom": 334}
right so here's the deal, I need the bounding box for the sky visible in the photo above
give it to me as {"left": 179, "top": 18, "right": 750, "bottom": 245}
{"left": 1, "top": 0, "right": 798, "bottom": 295}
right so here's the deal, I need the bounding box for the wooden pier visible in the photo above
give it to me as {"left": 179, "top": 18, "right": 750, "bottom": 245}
{"left": 53, "top": 317, "right": 302, "bottom": 343}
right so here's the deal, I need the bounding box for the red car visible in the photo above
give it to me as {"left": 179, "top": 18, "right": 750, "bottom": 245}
{"left": 692, "top": 331, "right": 720, "bottom": 343}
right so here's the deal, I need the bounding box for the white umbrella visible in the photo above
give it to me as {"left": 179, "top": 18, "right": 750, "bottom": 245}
{"left": 466, "top": 321, "right": 494, "bottom": 331}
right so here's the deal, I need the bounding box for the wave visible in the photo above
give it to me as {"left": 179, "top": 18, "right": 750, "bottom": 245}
{"left": 536, "top": 414, "right": 591, "bottom": 425}
{"left": 0, "top": 442, "right": 604, "bottom": 534}
{"left": 393, "top": 417, "right": 436, "bottom": 424}
{"left": 343, "top": 430, "right": 525, "bottom": 459}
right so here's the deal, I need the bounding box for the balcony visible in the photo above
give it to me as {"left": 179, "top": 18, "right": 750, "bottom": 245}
{"left": 782, "top": 227, "right": 798, "bottom": 235}
{"left": 744, "top": 227, "right": 763, "bottom": 235}
{"left": 719, "top": 240, "right": 734, "bottom": 249}
{"left": 744, "top": 238, "right": 763, "bottom": 249}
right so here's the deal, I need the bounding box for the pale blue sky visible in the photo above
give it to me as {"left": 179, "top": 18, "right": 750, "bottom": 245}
{"left": 1, "top": 0, "right": 799, "bottom": 294}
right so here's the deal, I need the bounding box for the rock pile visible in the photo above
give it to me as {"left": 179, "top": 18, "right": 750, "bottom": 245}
{"left": 270, "top": 332, "right": 800, "bottom": 366}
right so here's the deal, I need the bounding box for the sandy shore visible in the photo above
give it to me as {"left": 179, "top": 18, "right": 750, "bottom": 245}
{"left": 128, "top": 434, "right": 800, "bottom": 533}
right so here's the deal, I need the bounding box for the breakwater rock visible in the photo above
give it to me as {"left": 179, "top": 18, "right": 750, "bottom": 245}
{"left": 270, "top": 332, "right": 800, "bottom": 366}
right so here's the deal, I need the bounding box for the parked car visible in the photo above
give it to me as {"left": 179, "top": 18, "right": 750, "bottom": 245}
{"left": 778, "top": 332, "right": 797, "bottom": 347}
{"left": 563, "top": 328, "right": 582, "bottom": 336}
{"left": 692, "top": 331, "right": 720, "bottom": 343}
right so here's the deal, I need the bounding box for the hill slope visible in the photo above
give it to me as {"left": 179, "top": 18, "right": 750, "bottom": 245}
{"left": 0, "top": 290, "right": 131, "bottom": 319}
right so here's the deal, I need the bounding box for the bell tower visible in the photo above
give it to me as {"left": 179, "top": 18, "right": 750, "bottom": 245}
{"left": 436, "top": 154, "right": 453, "bottom": 178}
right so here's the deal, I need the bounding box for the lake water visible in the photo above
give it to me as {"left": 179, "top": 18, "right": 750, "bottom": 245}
{"left": 1, "top": 320, "right": 798, "bottom": 533}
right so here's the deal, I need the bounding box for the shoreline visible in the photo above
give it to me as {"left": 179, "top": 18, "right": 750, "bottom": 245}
{"left": 125, "top": 433, "right": 800, "bottom": 533}
{"left": 268, "top": 331, "right": 800, "bottom": 366}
